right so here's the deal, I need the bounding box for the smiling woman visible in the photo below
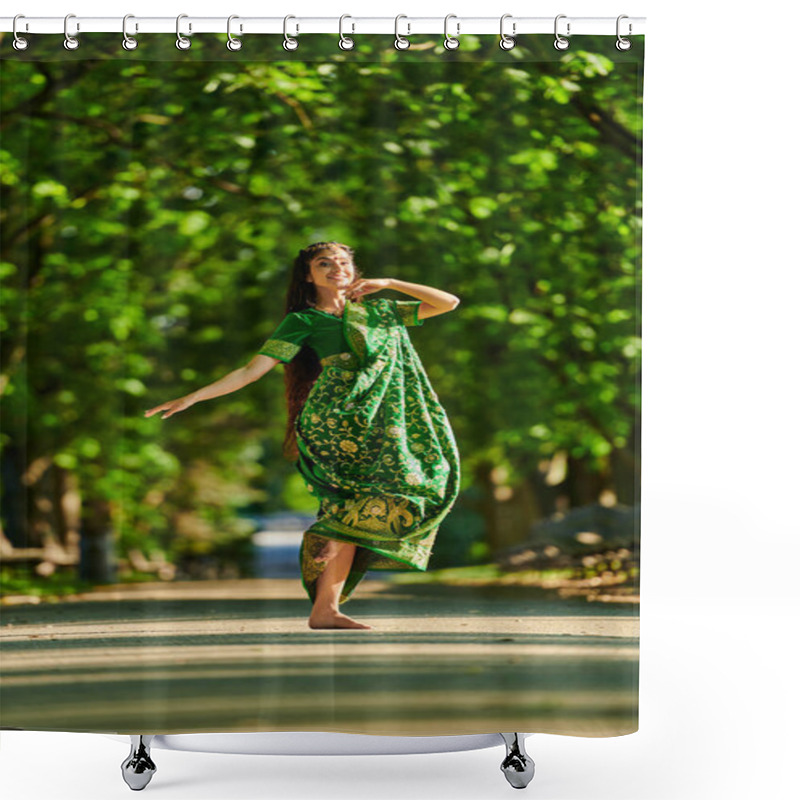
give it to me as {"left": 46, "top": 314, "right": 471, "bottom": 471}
{"left": 306, "top": 248, "right": 356, "bottom": 315}
{"left": 145, "top": 241, "right": 462, "bottom": 631}
{"left": 255, "top": 242, "right": 462, "bottom": 629}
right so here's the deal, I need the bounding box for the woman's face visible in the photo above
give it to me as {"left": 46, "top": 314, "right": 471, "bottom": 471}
{"left": 305, "top": 248, "right": 356, "bottom": 292}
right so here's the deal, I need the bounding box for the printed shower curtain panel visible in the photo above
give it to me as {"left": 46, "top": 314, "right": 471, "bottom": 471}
{"left": 0, "top": 28, "right": 643, "bottom": 738}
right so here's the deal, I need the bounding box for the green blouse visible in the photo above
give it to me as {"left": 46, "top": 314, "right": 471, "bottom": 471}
{"left": 258, "top": 298, "right": 424, "bottom": 363}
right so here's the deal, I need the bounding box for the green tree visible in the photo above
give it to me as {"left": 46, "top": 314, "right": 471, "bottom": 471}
{"left": 0, "top": 34, "right": 642, "bottom": 581}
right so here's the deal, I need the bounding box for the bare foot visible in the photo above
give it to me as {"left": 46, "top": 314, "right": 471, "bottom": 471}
{"left": 308, "top": 610, "right": 372, "bottom": 630}
{"left": 313, "top": 539, "right": 344, "bottom": 563}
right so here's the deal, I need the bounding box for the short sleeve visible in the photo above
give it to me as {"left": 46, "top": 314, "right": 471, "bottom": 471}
{"left": 257, "top": 313, "right": 311, "bottom": 363}
{"left": 391, "top": 299, "right": 425, "bottom": 327}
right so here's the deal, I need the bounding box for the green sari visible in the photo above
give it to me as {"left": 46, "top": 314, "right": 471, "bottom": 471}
{"left": 258, "top": 297, "right": 460, "bottom": 604}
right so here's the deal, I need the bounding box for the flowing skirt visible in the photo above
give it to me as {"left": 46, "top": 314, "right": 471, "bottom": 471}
{"left": 294, "top": 302, "right": 460, "bottom": 604}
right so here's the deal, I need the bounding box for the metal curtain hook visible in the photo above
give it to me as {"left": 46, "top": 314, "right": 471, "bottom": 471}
{"left": 122, "top": 14, "right": 138, "bottom": 50}
{"left": 394, "top": 15, "right": 410, "bottom": 51}
{"left": 63, "top": 13, "right": 79, "bottom": 50}
{"left": 499, "top": 14, "right": 515, "bottom": 51}
{"left": 444, "top": 14, "right": 460, "bottom": 50}
{"left": 283, "top": 15, "right": 299, "bottom": 51}
{"left": 554, "top": 14, "right": 570, "bottom": 50}
{"left": 227, "top": 15, "right": 242, "bottom": 51}
{"left": 616, "top": 15, "right": 632, "bottom": 50}
{"left": 176, "top": 14, "right": 192, "bottom": 50}
{"left": 339, "top": 14, "right": 355, "bottom": 50}
{"left": 12, "top": 14, "right": 29, "bottom": 51}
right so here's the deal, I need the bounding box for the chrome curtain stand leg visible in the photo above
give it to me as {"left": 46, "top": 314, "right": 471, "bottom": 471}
{"left": 499, "top": 733, "right": 535, "bottom": 789}
{"left": 121, "top": 735, "right": 157, "bottom": 791}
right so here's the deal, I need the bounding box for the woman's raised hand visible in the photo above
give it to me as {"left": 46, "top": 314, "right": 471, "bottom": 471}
{"left": 144, "top": 395, "right": 196, "bottom": 420}
{"left": 346, "top": 278, "right": 391, "bottom": 299}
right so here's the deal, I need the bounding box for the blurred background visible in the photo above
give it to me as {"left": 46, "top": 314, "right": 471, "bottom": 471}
{"left": 0, "top": 33, "right": 641, "bottom": 605}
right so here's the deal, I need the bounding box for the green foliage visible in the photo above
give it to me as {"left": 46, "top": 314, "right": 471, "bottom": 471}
{"left": 0, "top": 566, "right": 94, "bottom": 600}
{"left": 0, "top": 35, "right": 642, "bottom": 576}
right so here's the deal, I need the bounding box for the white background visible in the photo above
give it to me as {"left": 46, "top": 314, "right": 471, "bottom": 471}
{"left": 2, "top": 1, "right": 799, "bottom": 798}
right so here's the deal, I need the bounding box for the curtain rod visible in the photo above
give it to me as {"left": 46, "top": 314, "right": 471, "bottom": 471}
{"left": 1, "top": 16, "right": 646, "bottom": 37}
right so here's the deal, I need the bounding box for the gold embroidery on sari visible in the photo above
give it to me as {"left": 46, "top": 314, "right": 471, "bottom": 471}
{"left": 339, "top": 495, "right": 416, "bottom": 534}
{"left": 394, "top": 301, "right": 421, "bottom": 326}
{"left": 259, "top": 338, "right": 301, "bottom": 362}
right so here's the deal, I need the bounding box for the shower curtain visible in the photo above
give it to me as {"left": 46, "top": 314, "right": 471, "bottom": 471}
{"left": 0, "top": 25, "right": 643, "bottom": 738}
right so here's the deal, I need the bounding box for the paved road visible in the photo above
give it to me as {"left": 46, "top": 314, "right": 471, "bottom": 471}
{"left": 1, "top": 579, "right": 639, "bottom": 737}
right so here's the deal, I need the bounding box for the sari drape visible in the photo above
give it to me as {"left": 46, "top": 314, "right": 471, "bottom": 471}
{"left": 292, "top": 297, "right": 460, "bottom": 603}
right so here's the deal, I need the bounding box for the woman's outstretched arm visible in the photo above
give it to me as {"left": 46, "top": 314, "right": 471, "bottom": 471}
{"left": 144, "top": 354, "right": 280, "bottom": 419}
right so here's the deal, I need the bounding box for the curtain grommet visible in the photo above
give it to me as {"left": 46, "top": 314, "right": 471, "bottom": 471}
{"left": 394, "top": 15, "right": 410, "bottom": 51}
{"left": 616, "top": 15, "right": 632, "bottom": 51}
{"left": 499, "top": 14, "right": 515, "bottom": 51}
{"left": 283, "top": 15, "right": 299, "bottom": 51}
{"left": 12, "top": 14, "right": 29, "bottom": 51}
{"left": 63, "top": 13, "right": 80, "bottom": 50}
{"left": 554, "top": 15, "right": 570, "bottom": 51}
{"left": 339, "top": 14, "right": 355, "bottom": 50}
{"left": 227, "top": 15, "right": 243, "bottom": 51}
{"left": 443, "top": 14, "right": 460, "bottom": 50}
{"left": 176, "top": 14, "right": 191, "bottom": 50}
{"left": 121, "top": 14, "right": 138, "bottom": 51}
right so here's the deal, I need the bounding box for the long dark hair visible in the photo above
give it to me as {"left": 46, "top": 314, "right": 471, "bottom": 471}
{"left": 282, "top": 242, "right": 363, "bottom": 460}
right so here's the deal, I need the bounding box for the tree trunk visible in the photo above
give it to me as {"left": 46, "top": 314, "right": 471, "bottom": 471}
{"left": 0, "top": 444, "right": 27, "bottom": 547}
{"left": 79, "top": 495, "right": 117, "bottom": 584}
{"left": 565, "top": 455, "right": 607, "bottom": 507}
{"left": 476, "top": 460, "right": 546, "bottom": 554}
{"left": 611, "top": 431, "right": 640, "bottom": 505}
